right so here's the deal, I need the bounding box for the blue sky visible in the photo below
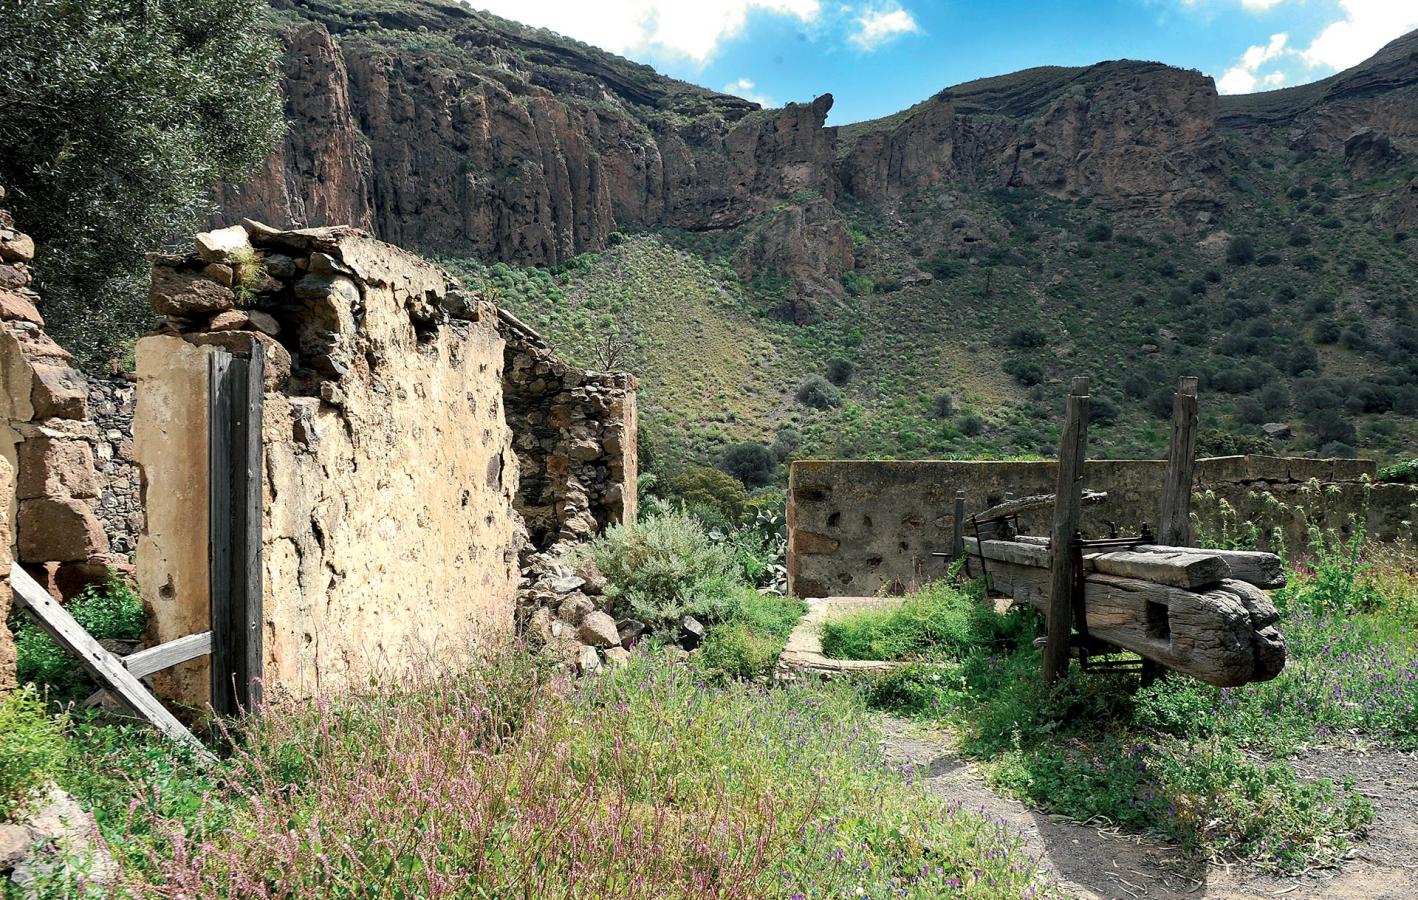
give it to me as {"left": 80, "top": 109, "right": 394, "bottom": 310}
{"left": 472, "top": 0, "right": 1418, "bottom": 124}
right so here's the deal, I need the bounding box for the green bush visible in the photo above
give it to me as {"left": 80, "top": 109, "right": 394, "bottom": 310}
{"left": 825, "top": 356, "right": 855, "bottom": 385}
{"left": 663, "top": 466, "right": 748, "bottom": 522}
{"left": 795, "top": 375, "right": 841, "bottom": 410}
{"left": 1226, "top": 235, "right": 1256, "bottom": 265}
{"left": 15, "top": 571, "right": 146, "bottom": 706}
{"left": 0, "top": 687, "right": 67, "bottom": 818}
{"left": 586, "top": 510, "right": 744, "bottom": 629}
{"left": 716, "top": 442, "right": 776, "bottom": 487}
{"left": 1002, "top": 357, "right": 1044, "bottom": 386}
{"left": 820, "top": 580, "right": 1009, "bottom": 662}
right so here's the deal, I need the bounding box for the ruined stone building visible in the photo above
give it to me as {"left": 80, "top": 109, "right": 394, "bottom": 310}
{"left": 0, "top": 194, "right": 637, "bottom": 698}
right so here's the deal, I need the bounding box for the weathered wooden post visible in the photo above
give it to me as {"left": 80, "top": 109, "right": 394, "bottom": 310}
{"left": 1159, "top": 376, "right": 1199, "bottom": 546}
{"left": 208, "top": 343, "right": 265, "bottom": 716}
{"left": 951, "top": 490, "right": 966, "bottom": 561}
{"left": 1044, "top": 377, "right": 1089, "bottom": 684}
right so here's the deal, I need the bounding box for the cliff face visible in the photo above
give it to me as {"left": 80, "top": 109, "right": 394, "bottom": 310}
{"left": 838, "top": 62, "right": 1225, "bottom": 217}
{"left": 221, "top": 1, "right": 1418, "bottom": 309}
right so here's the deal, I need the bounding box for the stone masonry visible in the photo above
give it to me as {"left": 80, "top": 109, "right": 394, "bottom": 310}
{"left": 788, "top": 456, "right": 1418, "bottom": 598}
{"left": 86, "top": 372, "right": 141, "bottom": 558}
{"left": 135, "top": 221, "right": 639, "bottom": 701}
{"left": 0, "top": 186, "right": 118, "bottom": 607}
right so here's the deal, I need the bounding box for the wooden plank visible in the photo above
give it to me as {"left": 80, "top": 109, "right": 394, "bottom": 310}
{"left": 978, "top": 553, "right": 1285, "bottom": 686}
{"left": 10, "top": 565, "right": 213, "bottom": 757}
{"left": 208, "top": 351, "right": 236, "bottom": 715}
{"left": 965, "top": 538, "right": 1231, "bottom": 589}
{"left": 1044, "top": 376, "right": 1089, "bottom": 684}
{"left": 208, "top": 345, "right": 264, "bottom": 716}
{"left": 1158, "top": 376, "right": 1199, "bottom": 545}
{"left": 123, "top": 631, "right": 212, "bottom": 679}
{"left": 241, "top": 341, "right": 265, "bottom": 709}
{"left": 973, "top": 490, "right": 1106, "bottom": 523}
{"left": 1135, "top": 545, "right": 1285, "bottom": 589}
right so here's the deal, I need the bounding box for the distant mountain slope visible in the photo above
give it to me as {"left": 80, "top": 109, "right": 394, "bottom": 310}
{"left": 220, "top": 2, "right": 1418, "bottom": 467}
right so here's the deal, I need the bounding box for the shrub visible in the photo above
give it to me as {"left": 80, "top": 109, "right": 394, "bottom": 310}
{"left": 1085, "top": 222, "right": 1113, "bottom": 242}
{"left": 959, "top": 412, "right": 985, "bottom": 436}
{"left": 586, "top": 510, "right": 744, "bottom": 628}
{"left": 1234, "top": 396, "right": 1266, "bottom": 425}
{"left": 770, "top": 426, "right": 801, "bottom": 461}
{"left": 1226, "top": 235, "right": 1256, "bottom": 265}
{"left": 931, "top": 392, "right": 955, "bottom": 418}
{"left": 795, "top": 375, "right": 841, "bottom": 409}
{"left": 820, "top": 580, "right": 1008, "bottom": 662}
{"left": 0, "top": 687, "right": 67, "bottom": 818}
{"left": 1091, "top": 395, "right": 1119, "bottom": 426}
{"left": 825, "top": 356, "right": 855, "bottom": 386}
{"left": 1285, "top": 345, "right": 1320, "bottom": 375}
{"left": 1306, "top": 408, "right": 1356, "bottom": 447}
{"left": 1006, "top": 326, "right": 1048, "bottom": 349}
{"left": 664, "top": 465, "right": 748, "bottom": 521}
{"left": 1002, "top": 357, "right": 1045, "bottom": 386}
{"left": 717, "top": 442, "right": 777, "bottom": 487}
{"left": 923, "top": 252, "right": 965, "bottom": 280}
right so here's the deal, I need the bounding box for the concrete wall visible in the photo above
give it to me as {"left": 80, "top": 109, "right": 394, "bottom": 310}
{"left": 137, "top": 224, "right": 525, "bottom": 701}
{"left": 787, "top": 455, "right": 1416, "bottom": 598}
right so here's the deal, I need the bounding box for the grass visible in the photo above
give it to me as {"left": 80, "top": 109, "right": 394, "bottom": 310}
{"left": 820, "top": 578, "right": 1017, "bottom": 662}
{"left": 8, "top": 652, "right": 1058, "bottom": 899}
{"left": 860, "top": 527, "right": 1416, "bottom": 874}
{"left": 700, "top": 591, "right": 806, "bottom": 678}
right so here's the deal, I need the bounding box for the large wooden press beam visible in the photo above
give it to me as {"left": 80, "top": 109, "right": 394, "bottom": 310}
{"left": 966, "top": 537, "right": 1286, "bottom": 686}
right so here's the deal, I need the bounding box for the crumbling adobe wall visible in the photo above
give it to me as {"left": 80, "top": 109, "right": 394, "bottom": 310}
{"left": 788, "top": 456, "right": 1414, "bottom": 598}
{"left": 137, "top": 223, "right": 525, "bottom": 701}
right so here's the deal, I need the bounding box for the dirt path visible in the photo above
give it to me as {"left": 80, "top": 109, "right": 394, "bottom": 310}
{"left": 877, "top": 717, "right": 1418, "bottom": 899}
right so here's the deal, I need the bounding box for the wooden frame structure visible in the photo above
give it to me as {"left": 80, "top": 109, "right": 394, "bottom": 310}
{"left": 953, "top": 376, "right": 1287, "bottom": 688}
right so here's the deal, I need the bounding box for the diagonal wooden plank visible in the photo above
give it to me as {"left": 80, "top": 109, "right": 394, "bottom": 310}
{"left": 10, "top": 564, "right": 213, "bottom": 760}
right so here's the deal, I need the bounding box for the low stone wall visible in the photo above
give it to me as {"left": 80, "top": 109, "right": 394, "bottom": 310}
{"left": 787, "top": 455, "right": 1416, "bottom": 598}
{"left": 137, "top": 223, "right": 525, "bottom": 701}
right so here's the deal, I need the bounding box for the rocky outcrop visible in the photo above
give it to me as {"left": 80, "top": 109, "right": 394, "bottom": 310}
{"left": 839, "top": 61, "right": 1226, "bottom": 216}
{"left": 734, "top": 199, "right": 854, "bottom": 323}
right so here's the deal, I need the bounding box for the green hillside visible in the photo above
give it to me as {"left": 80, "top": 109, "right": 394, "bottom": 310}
{"left": 446, "top": 134, "right": 1418, "bottom": 478}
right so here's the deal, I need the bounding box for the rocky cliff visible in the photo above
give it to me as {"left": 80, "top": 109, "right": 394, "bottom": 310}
{"left": 221, "top": 0, "right": 1418, "bottom": 318}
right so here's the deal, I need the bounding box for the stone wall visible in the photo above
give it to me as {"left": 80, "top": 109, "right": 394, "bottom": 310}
{"left": 787, "top": 456, "right": 1416, "bottom": 598}
{"left": 86, "top": 372, "right": 141, "bottom": 559}
{"left": 135, "top": 222, "right": 637, "bottom": 701}
{"left": 502, "top": 322, "right": 637, "bottom": 554}
{"left": 0, "top": 186, "right": 117, "bottom": 605}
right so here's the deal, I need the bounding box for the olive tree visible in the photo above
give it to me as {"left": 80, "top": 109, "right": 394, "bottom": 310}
{"left": 0, "top": 0, "right": 284, "bottom": 363}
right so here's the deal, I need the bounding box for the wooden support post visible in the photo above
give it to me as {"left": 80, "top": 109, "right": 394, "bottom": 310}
{"left": 1044, "top": 377, "right": 1089, "bottom": 685}
{"left": 208, "top": 343, "right": 265, "bottom": 717}
{"left": 1159, "top": 376, "right": 1199, "bottom": 546}
{"left": 10, "top": 565, "right": 213, "bottom": 759}
{"left": 951, "top": 491, "right": 966, "bottom": 562}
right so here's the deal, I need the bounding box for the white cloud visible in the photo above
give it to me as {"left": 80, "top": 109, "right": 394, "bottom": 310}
{"left": 471, "top": 0, "right": 821, "bottom": 65}
{"left": 722, "top": 77, "right": 776, "bottom": 106}
{"left": 1217, "top": 31, "right": 1289, "bottom": 94}
{"left": 849, "top": 2, "right": 921, "bottom": 50}
{"left": 1239, "top": 0, "right": 1285, "bottom": 11}
{"left": 1299, "top": 0, "right": 1418, "bottom": 71}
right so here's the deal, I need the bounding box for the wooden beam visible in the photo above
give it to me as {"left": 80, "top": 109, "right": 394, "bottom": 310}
{"left": 10, "top": 565, "right": 213, "bottom": 758}
{"left": 951, "top": 491, "right": 966, "bottom": 561}
{"left": 1135, "top": 545, "right": 1285, "bottom": 589}
{"left": 123, "top": 631, "right": 212, "bottom": 679}
{"left": 208, "top": 345, "right": 265, "bottom": 717}
{"left": 1044, "top": 377, "right": 1089, "bottom": 684}
{"left": 966, "top": 538, "right": 1231, "bottom": 589}
{"left": 972, "top": 490, "right": 1107, "bottom": 523}
{"left": 975, "top": 552, "right": 1285, "bottom": 686}
{"left": 1158, "top": 376, "right": 1199, "bottom": 545}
